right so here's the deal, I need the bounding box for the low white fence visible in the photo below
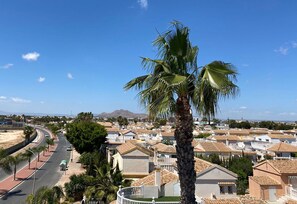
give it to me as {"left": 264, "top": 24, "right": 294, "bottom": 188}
{"left": 116, "top": 186, "right": 180, "bottom": 204}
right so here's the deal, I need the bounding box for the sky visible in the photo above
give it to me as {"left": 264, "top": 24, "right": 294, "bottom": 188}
{"left": 0, "top": 0, "right": 297, "bottom": 121}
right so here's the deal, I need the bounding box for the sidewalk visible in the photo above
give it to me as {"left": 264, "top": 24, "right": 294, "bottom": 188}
{"left": 55, "top": 149, "right": 85, "bottom": 187}
{"left": 0, "top": 142, "right": 57, "bottom": 197}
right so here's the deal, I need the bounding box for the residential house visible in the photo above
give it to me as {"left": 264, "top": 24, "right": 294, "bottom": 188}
{"left": 267, "top": 142, "right": 297, "bottom": 158}
{"left": 116, "top": 130, "right": 138, "bottom": 142}
{"left": 129, "top": 157, "right": 238, "bottom": 199}
{"left": 193, "top": 158, "right": 238, "bottom": 199}
{"left": 193, "top": 141, "right": 233, "bottom": 158}
{"left": 249, "top": 160, "right": 297, "bottom": 202}
{"left": 112, "top": 141, "right": 153, "bottom": 179}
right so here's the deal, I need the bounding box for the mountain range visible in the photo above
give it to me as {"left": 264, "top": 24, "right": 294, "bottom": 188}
{"left": 96, "top": 109, "right": 147, "bottom": 118}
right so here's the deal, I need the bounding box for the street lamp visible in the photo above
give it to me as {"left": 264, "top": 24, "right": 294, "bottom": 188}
{"left": 27, "top": 149, "right": 38, "bottom": 196}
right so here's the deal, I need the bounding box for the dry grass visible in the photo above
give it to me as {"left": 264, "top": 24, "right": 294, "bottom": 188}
{"left": 0, "top": 130, "right": 25, "bottom": 149}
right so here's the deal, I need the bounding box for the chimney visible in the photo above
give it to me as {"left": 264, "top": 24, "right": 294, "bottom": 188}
{"left": 154, "top": 148, "right": 158, "bottom": 164}
{"left": 155, "top": 165, "right": 161, "bottom": 190}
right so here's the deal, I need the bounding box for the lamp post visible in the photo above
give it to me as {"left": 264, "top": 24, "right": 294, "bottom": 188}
{"left": 28, "top": 149, "right": 38, "bottom": 196}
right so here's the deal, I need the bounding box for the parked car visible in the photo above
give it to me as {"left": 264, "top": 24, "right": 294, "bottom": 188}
{"left": 66, "top": 145, "right": 72, "bottom": 151}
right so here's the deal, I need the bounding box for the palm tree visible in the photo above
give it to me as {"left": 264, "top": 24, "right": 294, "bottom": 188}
{"left": 0, "top": 148, "right": 12, "bottom": 175}
{"left": 24, "top": 126, "right": 34, "bottom": 144}
{"left": 26, "top": 185, "right": 64, "bottom": 204}
{"left": 9, "top": 153, "right": 25, "bottom": 180}
{"left": 124, "top": 21, "right": 238, "bottom": 204}
{"left": 33, "top": 146, "right": 46, "bottom": 162}
{"left": 23, "top": 148, "right": 34, "bottom": 169}
{"left": 46, "top": 138, "right": 54, "bottom": 151}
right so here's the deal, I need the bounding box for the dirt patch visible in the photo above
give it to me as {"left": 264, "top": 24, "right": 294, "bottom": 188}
{"left": 0, "top": 130, "right": 25, "bottom": 149}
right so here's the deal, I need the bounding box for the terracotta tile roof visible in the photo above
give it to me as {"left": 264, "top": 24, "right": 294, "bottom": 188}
{"left": 267, "top": 142, "right": 297, "bottom": 153}
{"left": 121, "top": 130, "right": 137, "bottom": 135}
{"left": 211, "top": 135, "right": 242, "bottom": 141}
{"left": 268, "top": 134, "right": 295, "bottom": 139}
{"left": 97, "top": 122, "right": 113, "bottom": 127}
{"left": 152, "top": 143, "right": 176, "bottom": 154}
{"left": 213, "top": 129, "right": 228, "bottom": 135}
{"left": 135, "top": 129, "right": 157, "bottom": 134}
{"left": 286, "top": 200, "right": 297, "bottom": 204}
{"left": 249, "top": 129, "right": 269, "bottom": 135}
{"left": 203, "top": 198, "right": 241, "bottom": 204}
{"left": 194, "top": 157, "right": 213, "bottom": 173}
{"left": 250, "top": 176, "right": 281, "bottom": 185}
{"left": 161, "top": 132, "right": 175, "bottom": 137}
{"left": 192, "top": 139, "right": 200, "bottom": 147}
{"left": 239, "top": 195, "right": 267, "bottom": 204}
{"left": 229, "top": 129, "right": 250, "bottom": 135}
{"left": 196, "top": 142, "right": 232, "bottom": 153}
{"left": 116, "top": 141, "right": 152, "bottom": 156}
{"left": 106, "top": 127, "right": 120, "bottom": 133}
{"left": 267, "top": 160, "right": 297, "bottom": 174}
{"left": 131, "top": 169, "right": 178, "bottom": 186}
{"left": 269, "top": 130, "right": 283, "bottom": 134}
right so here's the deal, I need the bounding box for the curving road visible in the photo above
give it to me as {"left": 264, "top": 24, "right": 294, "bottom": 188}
{"left": 0, "top": 129, "right": 71, "bottom": 204}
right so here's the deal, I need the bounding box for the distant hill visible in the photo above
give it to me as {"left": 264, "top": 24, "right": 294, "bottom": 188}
{"left": 97, "top": 109, "right": 147, "bottom": 119}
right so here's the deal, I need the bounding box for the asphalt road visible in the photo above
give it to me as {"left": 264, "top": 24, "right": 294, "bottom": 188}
{"left": 0, "top": 131, "right": 71, "bottom": 204}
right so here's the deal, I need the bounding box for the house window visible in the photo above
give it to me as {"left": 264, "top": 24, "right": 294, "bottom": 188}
{"left": 220, "top": 186, "right": 225, "bottom": 194}
{"left": 228, "top": 186, "right": 233, "bottom": 194}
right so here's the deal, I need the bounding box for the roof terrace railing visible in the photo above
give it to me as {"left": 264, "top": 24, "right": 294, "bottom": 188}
{"left": 116, "top": 186, "right": 180, "bottom": 204}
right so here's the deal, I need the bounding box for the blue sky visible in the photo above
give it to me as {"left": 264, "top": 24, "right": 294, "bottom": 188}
{"left": 0, "top": 0, "right": 297, "bottom": 121}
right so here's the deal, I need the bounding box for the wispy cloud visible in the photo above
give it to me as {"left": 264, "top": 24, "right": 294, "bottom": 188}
{"left": 1, "top": 63, "right": 13, "bottom": 69}
{"left": 22, "top": 52, "right": 40, "bottom": 61}
{"left": 11, "top": 97, "right": 31, "bottom": 103}
{"left": 274, "top": 46, "right": 289, "bottom": 55}
{"left": 67, "top": 73, "right": 74, "bottom": 80}
{"left": 274, "top": 41, "right": 297, "bottom": 55}
{"left": 239, "top": 106, "right": 247, "bottom": 110}
{"left": 138, "top": 0, "right": 148, "bottom": 9}
{"left": 40, "top": 101, "right": 45, "bottom": 104}
{"left": 241, "top": 64, "right": 249, "bottom": 67}
{"left": 279, "top": 112, "right": 296, "bottom": 116}
{"left": 0, "top": 96, "right": 7, "bottom": 101}
{"left": 37, "top": 77, "right": 45, "bottom": 83}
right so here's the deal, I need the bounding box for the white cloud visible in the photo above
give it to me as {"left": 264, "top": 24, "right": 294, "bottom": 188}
{"left": 40, "top": 101, "right": 45, "bottom": 104}
{"left": 291, "top": 41, "right": 297, "bottom": 48}
{"left": 279, "top": 112, "right": 296, "bottom": 116}
{"left": 274, "top": 46, "right": 289, "bottom": 55}
{"left": 138, "top": 0, "right": 148, "bottom": 9}
{"left": 239, "top": 106, "right": 247, "bottom": 110}
{"left": 37, "top": 77, "right": 45, "bottom": 83}
{"left": 0, "top": 96, "right": 7, "bottom": 101}
{"left": 1, "top": 63, "right": 13, "bottom": 69}
{"left": 11, "top": 97, "right": 31, "bottom": 103}
{"left": 22, "top": 52, "right": 40, "bottom": 61}
{"left": 67, "top": 73, "right": 74, "bottom": 80}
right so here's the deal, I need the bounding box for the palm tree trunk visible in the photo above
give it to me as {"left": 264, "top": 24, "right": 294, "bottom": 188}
{"left": 28, "top": 158, "right": 31, "bottom": 169}
{"left": 175, "top": 96, "right": 196, "bottom": 204}
{"left": 14, "top": 165, "right": 17, "bottom": 180}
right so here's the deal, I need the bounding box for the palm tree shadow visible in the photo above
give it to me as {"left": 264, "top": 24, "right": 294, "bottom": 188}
{"left": 1, "top": 189, "right": 26, "bottom": 200}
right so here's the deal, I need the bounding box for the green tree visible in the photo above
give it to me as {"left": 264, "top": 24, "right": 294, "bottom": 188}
{"left": 0, "top": 148, "right": 12, "bottom": 175}
{"left": 124, "top": 21, "right": 238, "bottom": 203}
{"left": 75, "top": 112, "right": 94, "bottom": 122}
{"left": 65, "top": 121, "right": 107, "bottom": 154}
{"left": 228, "top": 156, "right": 253, "bottom": 194}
